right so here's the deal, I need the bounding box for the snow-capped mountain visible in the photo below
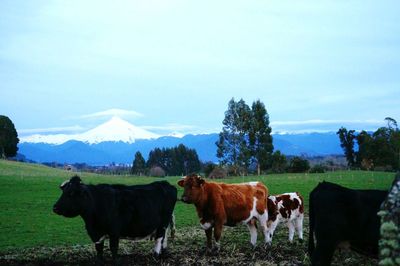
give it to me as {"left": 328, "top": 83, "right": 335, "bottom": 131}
{"left": 18, "top": 117, "right": 343, "bottom": 164}
{"left": 20, "top": 116, "right": 160, "bottom": 144}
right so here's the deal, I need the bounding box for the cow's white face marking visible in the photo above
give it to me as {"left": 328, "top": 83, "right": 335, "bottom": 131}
{"left": 268, "top": 195, "right": 277, "bottom": 202}
{"left": 60, "top": 180, "right": 69, "bottom": 188}
{"left": 200, "top": 222, "right": 212, "bottom": 230}
{"left": 248, "top": 181, "right": 259, "bottom": 186}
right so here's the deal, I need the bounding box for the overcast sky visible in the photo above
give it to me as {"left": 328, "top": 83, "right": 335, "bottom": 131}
{"left": 1, "top": 0, "right": 399, "bottom": 136}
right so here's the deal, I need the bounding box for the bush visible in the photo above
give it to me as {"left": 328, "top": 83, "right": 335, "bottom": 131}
{"left": 288, "top": 156, "right": 310, "bottom": 173}
{"left": 149, "top": 166, "right": 166, "bottom": 177}
{"left": 310, "top": 164, "right": 326, "bottom": 173}
{"left": 202, "top": 162, "right": 216, "bottom": 177}
{"left": 270, "top": 151, "right": 287, "bottom": 173}
{"left": 374, "top": 165, "right": 394, "bottom": 172}
{"left": 208, "top": 167, "right": 227, "bottom": 179}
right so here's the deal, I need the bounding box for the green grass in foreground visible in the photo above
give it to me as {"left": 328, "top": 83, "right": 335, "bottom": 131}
{"left": 0, "top": 159, "right": 395, "bottom": 252}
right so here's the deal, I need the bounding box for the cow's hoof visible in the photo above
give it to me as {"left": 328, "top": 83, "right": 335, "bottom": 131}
{"left": 111, "top": 258, "right": 120, "bottom": 266}
{"left": 95, "top": 257, "right": 105, "bottom": 266}
{"left": 161, "top": 248, "right": 170, "bottom": 257}
{"left": 264, "top": 242, "right": 272, "bottom": 249}
{"left": 298, "top": 238, "right": 304, "bottom": 243}
{"left": 205, "top": 247, "right": 219, "bottom": 256}
{"left": 211, "top": 246, "right": 220, "bottom": 255}
{"left": 205, "top": 248, "right": 213, "bottom": 255}
{"left": 152, "top": 252, "right": 162, "bottom": 259}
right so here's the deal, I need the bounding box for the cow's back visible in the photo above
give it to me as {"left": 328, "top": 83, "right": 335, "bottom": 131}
{"left": 89, "top": 181, "right": 177, "bottom": 238}
{"left": 121, "top": 181, "right": 177, "bottom": 236}
{"left": 209, "top": 182, "right": 268, "bottom": 225}
{"left": 309, "top": 181, "right": 387, "bottom": 258}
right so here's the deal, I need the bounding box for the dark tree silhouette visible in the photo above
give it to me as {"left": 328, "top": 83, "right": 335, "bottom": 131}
{"left": 249, "top": 100, "right": 273, "bottom": 175}
{"left": 337, "top": 127, "right": 356, "bottom": 167}
{"left": 0, "top": 115, "right": 19, "bottom": 158}
{"left": 131, "top": 151, "right": 146, "bottom": 176}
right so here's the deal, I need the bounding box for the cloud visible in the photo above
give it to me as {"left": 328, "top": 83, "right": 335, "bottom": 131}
{"left": 142, "top": 123, "right": 219, "bottom": 135}
{"left": 142, "top": 123, "right": 197, "bottom": 131}
{"left": 271, "top": 119, "right": 384, "bottom": 126}
{"left": 78, "top": 108, "right": 144, "bottom": 120}
{"left": 18, "top": 125, "right": 85, "bottom": 135}
{"left": 271, "top": 119, "right": 386, "bottom": 133}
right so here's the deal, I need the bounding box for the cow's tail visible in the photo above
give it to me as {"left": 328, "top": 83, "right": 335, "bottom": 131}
{"left": 169, "top": 212, "right": 176, "bottom": 240}
{"left": 308, "top": 191, "right": 315, "bottom": 257}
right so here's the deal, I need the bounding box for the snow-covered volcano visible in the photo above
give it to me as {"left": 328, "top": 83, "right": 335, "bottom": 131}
{"left": 20, "top": 116, "right": 160, "bottom": 144}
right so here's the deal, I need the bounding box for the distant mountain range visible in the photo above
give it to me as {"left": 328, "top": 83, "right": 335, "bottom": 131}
{"left": 18, "top": 117, "right": 343, "bottom": 165}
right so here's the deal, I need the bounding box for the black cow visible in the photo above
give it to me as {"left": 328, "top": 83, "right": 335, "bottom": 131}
{"left": 53, "top": 175, "right": 177, "bottom": 263}
{"left": 308, "top": 181, "right": 388, "bottom": 265}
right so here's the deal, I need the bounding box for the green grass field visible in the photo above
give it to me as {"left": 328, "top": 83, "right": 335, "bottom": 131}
{"left": 0, "top": 159, "right": 396, "bottom": 265}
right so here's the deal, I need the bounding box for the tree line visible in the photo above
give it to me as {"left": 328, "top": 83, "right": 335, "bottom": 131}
{"left": 337, "top": 117, "right": 400, "bottom": 171}
{"left": 131, "top": 144, "right": 201, "bottom": 177}
{"left": 2, "top": 109, "right": 398, "bottom": 177}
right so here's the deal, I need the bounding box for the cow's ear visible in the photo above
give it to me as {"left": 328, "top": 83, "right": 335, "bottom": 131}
{"left": 177, "top": 179, "right": 185, "bottom": 187}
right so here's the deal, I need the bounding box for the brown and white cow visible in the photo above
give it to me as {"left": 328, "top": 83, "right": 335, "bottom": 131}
{"left": 178, "top": 174, "right": 269, "bottom": 251}
{"left": 266, "top": 192, "right": 304, "bottom": 244}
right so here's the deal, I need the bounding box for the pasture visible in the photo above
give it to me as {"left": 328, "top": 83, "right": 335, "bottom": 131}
{"left": 0, "top": 160, "right": 395, "bottom": 265}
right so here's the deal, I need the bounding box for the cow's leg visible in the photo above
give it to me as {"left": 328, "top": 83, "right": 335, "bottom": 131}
{"left": 169, "top": 213, "right": 176, "bottom": 240}
{"left": 295, "top": 214, "right": 304, "bottom": 241}
{"left": 162, "top": 228, "right": 169, "bottom": 250}
{"left": 267, "top": 219, "right": 279, "bottom": 245}
{"left": 154, "top": 237, "right": 163, "bottom": 255}
{"left": 205, "top": 228, "right": 213, "bottom": 252}
{"left": 312, "top": 241, "right": 335, "bottom": 266}
{"left": 95, "top": 241, "right": 104, "bottom": 265}
{"left": 154, "top": 227, "right": 167, "bottom": 256}
{"left": 213, "top": 222, "right": 223, "bottom": 252}
{"left": 109, "top": 236, "right": 119, "bottom": 264}
{"left": 288, "top": 221, "right": 295, "bottom": 242}
{"left": 257, "top": 212, "right": 269, "bottom": 245}
{"left": 247, "top": 221, "right": 258, "bottom": 247}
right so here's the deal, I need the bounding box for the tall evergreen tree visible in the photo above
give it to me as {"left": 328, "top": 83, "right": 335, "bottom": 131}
{"left": 0, "top": 115, "right": 19, "bottom": 158}
{"left": 131, "top": 151, "right": 146, "bottom": 176}
{"left": 146, "top": 148, "right": 164, "bottom": 169}
{"left": 236, "top": 99, "right": 252, "bottom": 173}
{"left": 216, "top": 98, "right": 252, "bottom": 175}
{"left": 337, "top": 127, "right": 356, "bottom": 167}
{"left": 249, "top": 100, "right": 273, "bottom": 175}
{"left": 355, "top": 130, "right": 373, "bottom": 167}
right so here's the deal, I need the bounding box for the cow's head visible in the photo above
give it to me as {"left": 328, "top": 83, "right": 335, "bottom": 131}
{"left": 53, "top": 175, "right": 88, "bottom": 217}
{"left": 177, "top": 173, "right": 205, "bottom": 204}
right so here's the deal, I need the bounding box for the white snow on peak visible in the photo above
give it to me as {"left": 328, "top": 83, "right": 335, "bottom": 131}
{"left": 20, "top": 116, "right": 160, "bottom": 144}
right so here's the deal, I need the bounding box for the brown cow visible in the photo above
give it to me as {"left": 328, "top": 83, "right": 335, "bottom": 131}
{"left": 177, "top": 174, "right": 269, "bottom": 251}
{"left": 266, "top": 192, "right": 304, "bottom": 244}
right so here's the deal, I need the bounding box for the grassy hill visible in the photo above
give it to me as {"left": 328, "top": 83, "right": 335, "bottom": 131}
{"left": 0, "top": 159, "right": 395, "bottom": 265}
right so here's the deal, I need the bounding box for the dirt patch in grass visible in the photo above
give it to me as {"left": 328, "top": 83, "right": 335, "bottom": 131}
{"left": 0, "top": 219, "right": 378, "bottom": 266}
